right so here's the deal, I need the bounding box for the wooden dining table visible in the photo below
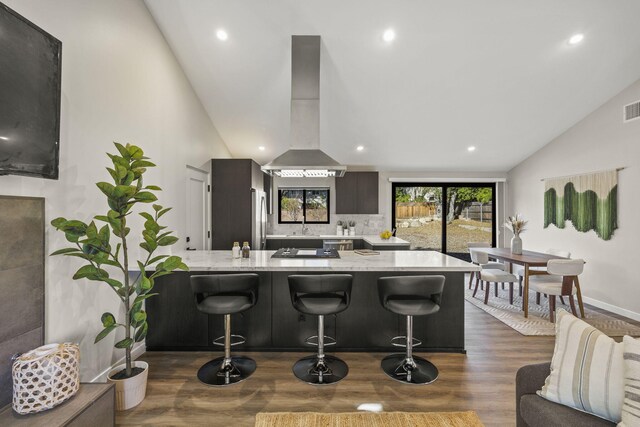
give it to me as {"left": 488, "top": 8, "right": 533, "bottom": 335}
{"left": 477, "top": 248, "right": 584, "bottom": 318}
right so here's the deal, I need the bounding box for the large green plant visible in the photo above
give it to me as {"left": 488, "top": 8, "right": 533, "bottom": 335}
{"left": 50, "top": 142, "right": 188, "bottom": 378}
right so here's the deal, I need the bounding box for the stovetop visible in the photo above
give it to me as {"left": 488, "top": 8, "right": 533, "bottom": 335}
{"left": 271, "top": 248, "right": 340, "bottom": 259}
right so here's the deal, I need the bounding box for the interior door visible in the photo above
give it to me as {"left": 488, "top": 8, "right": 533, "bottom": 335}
{"left": 186, "top": 167, "right": 209, "bottom": 250}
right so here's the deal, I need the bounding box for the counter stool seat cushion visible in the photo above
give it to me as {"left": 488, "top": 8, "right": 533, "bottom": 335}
{"left": 385, "top": 297, "right": 440, "bottom": 317}
{"left": 295, "top": 294, "right": 346, "bottom": 315}
{"left": 197, "top": 295, "right": 254, "bottom": 315}
{"left": 480, "top": 269, "right": 518, "bottom": 283}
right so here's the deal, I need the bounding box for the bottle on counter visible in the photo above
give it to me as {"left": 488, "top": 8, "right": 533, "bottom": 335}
{"left": 242, "top": 241, "right": 251, "bottom": 258}
{"left": 232, "top": 241, "right": 241, "bottom": 259}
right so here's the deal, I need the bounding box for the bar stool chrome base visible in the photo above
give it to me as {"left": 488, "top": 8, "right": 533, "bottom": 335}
{"left": 381, "top": 354, "right": 438, "bottom": 385}
{"left": 292, "top": 355, "right": 348, "bottom": 385}
{"left": 197, "top": 356, "right": 256, "bottom": 387}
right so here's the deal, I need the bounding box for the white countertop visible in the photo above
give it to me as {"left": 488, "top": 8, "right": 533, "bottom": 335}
{"left": 152, "top": 250, "right": 479, "bottom": 272}
{"left": 266, "top": 234, "right": 410, "bottom": 247}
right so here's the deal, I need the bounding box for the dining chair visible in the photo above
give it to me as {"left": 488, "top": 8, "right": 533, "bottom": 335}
{"left": 528, "top": 259, "right": 585, "bottom": 322}
{"left": 467, "top": 242, "right": 505, "bottom": 290}
{"left": 469, "top": 248, "right": 519, "bottom": 305}
{"left": 514, "top": 248, "right": 570, "bottom": 300}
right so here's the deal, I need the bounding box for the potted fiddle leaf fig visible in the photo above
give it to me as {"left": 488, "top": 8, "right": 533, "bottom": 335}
{"left": 50, "top": 142, "right": 188, "bottom": 410}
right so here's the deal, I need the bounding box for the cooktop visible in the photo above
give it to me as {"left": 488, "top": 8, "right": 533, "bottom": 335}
{"left": 271, "top": 248, "right": 340, "bottom": 259}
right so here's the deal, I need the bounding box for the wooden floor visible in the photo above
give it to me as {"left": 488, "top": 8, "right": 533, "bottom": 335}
{"left": 117, "top": 300, "right": 558, "bottom": 426}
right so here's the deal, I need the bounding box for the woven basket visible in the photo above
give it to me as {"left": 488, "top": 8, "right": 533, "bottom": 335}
{"left": 12, "top": 343, "right": 80, "bottom": 414}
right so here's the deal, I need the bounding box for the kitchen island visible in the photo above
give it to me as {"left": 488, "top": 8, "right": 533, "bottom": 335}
{"left": 145, "top": 250, "right": 479, "bottom": 353}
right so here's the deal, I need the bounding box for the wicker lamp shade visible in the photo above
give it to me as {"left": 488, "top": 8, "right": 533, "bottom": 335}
{"left": 12, "top": 343, "right": 80, "bottom": 415}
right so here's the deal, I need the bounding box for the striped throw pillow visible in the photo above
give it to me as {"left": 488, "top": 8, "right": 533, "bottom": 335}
{"left": 538, "top": 309, "right": 624, "bottom": 423}
{"left": 620, "top": 335, "right": 640, "bottom": 426}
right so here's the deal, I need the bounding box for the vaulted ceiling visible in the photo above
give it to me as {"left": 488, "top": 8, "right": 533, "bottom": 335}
{"left": 145, "top": 0, "right": 640, "bottom": 172}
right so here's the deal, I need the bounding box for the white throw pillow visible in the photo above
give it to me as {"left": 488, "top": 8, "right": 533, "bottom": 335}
{"left": 538, "top": 309, "right": 624, "bottom": 423}
{"left": 619, "top": 335, "right": 640, "bottom": 427}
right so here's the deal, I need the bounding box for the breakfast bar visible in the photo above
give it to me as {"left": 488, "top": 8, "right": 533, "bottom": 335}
{"left": 145, "top": 250, "right": 479, "bottom": 353}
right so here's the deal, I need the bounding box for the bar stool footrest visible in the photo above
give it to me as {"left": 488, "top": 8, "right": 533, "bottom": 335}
{"left": 305, "top": 335, "right": 337, "bottom": 347}
{"left": 390, "top": 335, "right": 422, "bottom": 348}
{"left": 212, "top": 334, "right": 246, "bottom": 347}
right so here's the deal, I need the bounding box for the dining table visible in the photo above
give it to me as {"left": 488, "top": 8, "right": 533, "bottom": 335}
{"left": 477, "top": 248, "right": 584, "bottom": 318}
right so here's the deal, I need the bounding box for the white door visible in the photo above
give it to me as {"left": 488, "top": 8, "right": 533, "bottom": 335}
{"left": 186, "top": 166, "right": 209, "bottom": 250}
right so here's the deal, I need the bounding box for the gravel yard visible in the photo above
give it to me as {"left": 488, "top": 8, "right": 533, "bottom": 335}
{"left": 396, "top": 219, "right": 492, "bottom": 252}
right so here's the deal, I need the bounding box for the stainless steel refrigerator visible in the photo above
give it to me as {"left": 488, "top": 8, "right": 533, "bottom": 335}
{"left": 251, "top": 189, "right": 267, "bottom": 250}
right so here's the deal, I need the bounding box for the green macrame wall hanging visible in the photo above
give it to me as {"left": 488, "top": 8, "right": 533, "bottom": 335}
{"left": 543, "top": 169, "right": 618, "bottom": 240}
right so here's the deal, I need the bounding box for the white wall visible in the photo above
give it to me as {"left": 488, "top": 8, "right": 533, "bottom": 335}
{"left": 0, "top": 0, "right": 231, "bottom": 380}
{"left": 507, "top": 78, "right": 640, "bottom": 320}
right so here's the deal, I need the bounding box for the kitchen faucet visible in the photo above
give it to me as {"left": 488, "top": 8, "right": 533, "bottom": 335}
{"left": 301, "top": 215, "right": 309, "bottom": 236}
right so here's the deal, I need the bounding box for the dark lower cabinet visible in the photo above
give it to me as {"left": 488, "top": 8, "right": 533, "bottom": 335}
{"left": 146, "top": 270, "right": 465, "bottom": 352}
{"left": 146, "top": 272, "right": 209, "bottom": 349}
{"left": 363, "top": 241, "right": 410, "bottom": 251}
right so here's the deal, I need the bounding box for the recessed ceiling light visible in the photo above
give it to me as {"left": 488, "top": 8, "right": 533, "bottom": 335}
{"left": 467, "top": 146, "right": 476, "bottom": 152}
{"left": 568, "top": 33, "right": 584, "bottom": 45}
{"left": 258, "top": 146, "right": 265, "bottom": 151}
{"left": 356, "top": 145, "right": 364, "bottom": 151}
{"left": 216, "top": 29, "right": 228, "bottom": 41}
{"left": 382, "top": 29, "right": 395, "bottom": 43}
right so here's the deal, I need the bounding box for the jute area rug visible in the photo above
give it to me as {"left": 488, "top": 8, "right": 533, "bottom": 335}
{"left": 464, "top": 287, "right": 640, "bottom": 336}
{"left": 255, "top": 411, "right": 484, "bottom": 427}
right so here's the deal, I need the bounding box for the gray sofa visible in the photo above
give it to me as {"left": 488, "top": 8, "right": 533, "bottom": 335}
{"left": 516, "top": 363, "right": 615, "bottom": 427}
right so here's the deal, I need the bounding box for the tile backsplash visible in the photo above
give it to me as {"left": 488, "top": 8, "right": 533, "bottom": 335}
{"left": 268, "top": 214, "right": 389, "bottom": 236}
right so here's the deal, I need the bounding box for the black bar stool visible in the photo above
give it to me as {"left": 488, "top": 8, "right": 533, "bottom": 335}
{"left": 288, "top": 274, "right": 352, "bottom": 385}
{"left": 190, "top": 273, "right": 259, "bottom": 386}
{"left": 378, "top": 275, "right": 445, "bottom": 385}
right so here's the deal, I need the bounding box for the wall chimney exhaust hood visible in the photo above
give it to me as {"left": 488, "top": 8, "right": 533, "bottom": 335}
{"left": 262, "top": 36, "right": 346, "bottom": 178}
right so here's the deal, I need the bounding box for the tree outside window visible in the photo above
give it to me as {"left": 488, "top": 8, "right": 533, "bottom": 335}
{"left": 278, "top": 188, "right": 329, "bottom": 224}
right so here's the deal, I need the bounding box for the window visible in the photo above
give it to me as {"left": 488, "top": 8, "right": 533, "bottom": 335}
{"left": 278, "top": 188, "right": 330, "bottom": 224}
{"left": 392, "top": 183, "right": 496, "bottom": 261}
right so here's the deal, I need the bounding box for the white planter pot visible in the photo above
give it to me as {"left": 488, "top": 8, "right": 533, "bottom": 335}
{"left": 107, "top": 360, "right": 148, "bottom": 411}
{"left": 336, "top": 227, "right": 343, "bottom": 235}
{"left": 511, "top": 235, "right": 522, "bottom": 255}
{"left": 349, "top": 227, "right": 356, "bottom": 236}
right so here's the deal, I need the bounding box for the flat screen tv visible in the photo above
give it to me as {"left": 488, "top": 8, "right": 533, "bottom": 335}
{"left": 0, "top": 2, "right": 61, "bottom": 179}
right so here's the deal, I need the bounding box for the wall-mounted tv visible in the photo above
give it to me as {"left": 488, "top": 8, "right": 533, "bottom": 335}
{"left": 0, "top": 2, "right": 61, "bottom": 180}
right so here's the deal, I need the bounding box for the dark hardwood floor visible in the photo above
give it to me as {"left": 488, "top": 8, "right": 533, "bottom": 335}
{"left": 116, "top": 300, "right": 558, "bottom": 426}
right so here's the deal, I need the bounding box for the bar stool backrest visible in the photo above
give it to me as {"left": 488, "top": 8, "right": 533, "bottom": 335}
{"left": 190, "top": 274, "right": 259, "bottom": 308}
{"left": 288, "top": 274, "right": 353, "bottom": 314}
{"left": 378, "top": 275, "right": 446, "bottom": 309}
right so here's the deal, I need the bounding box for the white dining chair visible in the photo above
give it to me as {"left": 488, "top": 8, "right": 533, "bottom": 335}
{"left": 469, "top": 248, "right": 519, "bottom": 305}
{"left": 528, "top": 259, "right": 585, "bottom": 322}
{"left": 467, "top": 242, "right": 506, "bottom": 290}
{"left": 514, "top": 248, "right": 571, "bottom": 302}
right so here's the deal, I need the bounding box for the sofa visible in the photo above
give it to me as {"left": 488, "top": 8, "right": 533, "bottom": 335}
{"left": 516, "top": 363, "right": 615, "bottom": 427}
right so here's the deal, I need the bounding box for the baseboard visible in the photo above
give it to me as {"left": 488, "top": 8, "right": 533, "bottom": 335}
{"left": 582, "top": 296, "right": 640, "bottom": 322}
{"left": 89, "top": 343, "right": 146, "bottom": 383}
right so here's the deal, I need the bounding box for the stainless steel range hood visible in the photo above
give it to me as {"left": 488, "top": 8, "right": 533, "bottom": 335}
{"left": 262, "top": 36, "right": 346, "bottom": 178}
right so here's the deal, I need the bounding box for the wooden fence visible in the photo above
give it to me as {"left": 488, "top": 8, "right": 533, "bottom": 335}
{"left": 395, "top": 203, "right": 437, "bottom": 219}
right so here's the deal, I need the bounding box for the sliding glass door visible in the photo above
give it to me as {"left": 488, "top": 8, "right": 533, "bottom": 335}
{"left": 393, "top": 183, "right": 496, "bottom": 260}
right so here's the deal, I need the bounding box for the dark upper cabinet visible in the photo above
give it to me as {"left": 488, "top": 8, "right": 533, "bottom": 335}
{"left": 211, "top": 159, "right": 263, "bottom": 250}
{"left": 335, "top": 172, "right": 379, "bottom": 214}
